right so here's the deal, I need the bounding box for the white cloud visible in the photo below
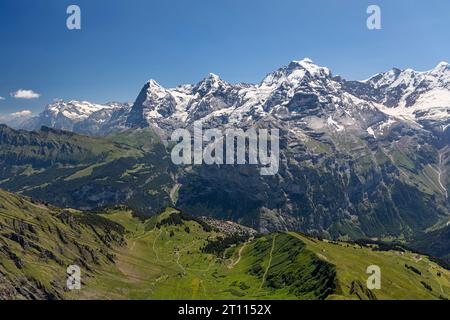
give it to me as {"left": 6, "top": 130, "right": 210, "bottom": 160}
{"left": 10, "top": 110, "right": 33, "bottom": 117}
{"left": 0, "top": 96, "right": 4, "bottom": 100}
{"left": 11, "top": 89, "right": 40, "bottom": 99}
{"left": 0, "top": 109, "right": 34, "bottom": 126}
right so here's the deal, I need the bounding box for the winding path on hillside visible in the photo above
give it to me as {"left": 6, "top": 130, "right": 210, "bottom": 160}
{"left": 438, "top": 152, "right": 448, "bottom": 198}
{"left": 427, "top": 152, "right": 448, "bottom": 198}
{"left": 259, "top": 235, "right": 276, "bottom": 289}
{"left": 227, "top": 237, "right": 254, "bottom": 269}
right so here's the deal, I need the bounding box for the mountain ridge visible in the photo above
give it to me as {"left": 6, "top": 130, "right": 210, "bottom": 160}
{"left": 7, "top": 59, "right": 449, "bottom": 138}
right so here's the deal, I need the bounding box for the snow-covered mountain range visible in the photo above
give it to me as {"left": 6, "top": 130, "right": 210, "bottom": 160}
{"left": 22, "top": 100, "right": 131, "bottom": 136}
{"left": 342, "top": 61, "right": 450, "bottom": 133}
{"left": 16, "top": 59, "right": 448, "bottom": 140}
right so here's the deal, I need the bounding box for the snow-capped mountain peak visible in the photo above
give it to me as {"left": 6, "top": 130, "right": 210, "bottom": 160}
{"left": 433, "top": 61, "right": 450, "bottom": 71}
{"left": 261, "top": 58, "right": 331, "bottom": 89}
{"left": 288, "top": 58, "right": 331, "bottom": 78}
{"left": 344, "top": 62, "right": 450, "bottom": 127}
{"left": 144, "top": 79, "right": 169, "bottom": 99}
{"left": 429, "top": 61, "right": 450, "bottom": 83}
{"left": 46, "top": 100, "right": 111, "bottom": 120}
{"left": 205, "top": 72, "right": 221, "bottom": 81}
{"left": 366, "top": 62, "right": 450, "bottom": 90}
{"left": 193, "top": 73, "right": 230, "bottom": 97}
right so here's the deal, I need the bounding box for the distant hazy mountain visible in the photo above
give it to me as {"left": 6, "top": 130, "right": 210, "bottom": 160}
{"left": 22, "top": 100, "right": 131, "bottom": 136}
{"left": 0, "top": 110, "right": 34, "bottom": 129}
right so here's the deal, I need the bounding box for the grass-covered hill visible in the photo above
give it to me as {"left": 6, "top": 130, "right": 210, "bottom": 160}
{"left": 0, "top": 125, "right": 174, "bottom": 213}
{"left": 0, "top": 189, "right": 125, "bottom": 299}
{"left": 1, "top": 189, "right": 449, "bottom": 300}
{"left": 80, "top": 208, "right": 337, "bottom": 300}
{"left": 290, "top": 233, "right": 450, "bottom": 300}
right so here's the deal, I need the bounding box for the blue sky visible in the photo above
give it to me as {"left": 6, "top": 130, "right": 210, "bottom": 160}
{"left": 1, "top": 0, "right": 450, "bottom": 114}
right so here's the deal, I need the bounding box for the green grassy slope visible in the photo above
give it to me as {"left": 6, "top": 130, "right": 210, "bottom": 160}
{"left": 0, "top": 189, "right": 125, "bottom": 299}
{"left": 1, "top": 190, "right": 448, "bottom": 300}
{"left": 0, "top": 126, "right": 174, "bottom": 214}
{"left": 78, "top": 209, "right": 450, "bottom": 300}
{"left": 290, "top": 233, "right": 450, "bottom": 300}
{"left": 78, "top": 209, "right": 335, "bottom": 300}
{"left": 0, "top": 125, "right": 133, "bottom": 165}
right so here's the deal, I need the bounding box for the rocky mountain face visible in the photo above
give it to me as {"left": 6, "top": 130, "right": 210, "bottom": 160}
{"left": 410, "top": 224, "right": 450, "bottom": 264}
{"left": 119, "top": 59, "right": 449, "bottom": 238}
{"left": 5, "top": 59, "right": 450, "bottom": 240}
